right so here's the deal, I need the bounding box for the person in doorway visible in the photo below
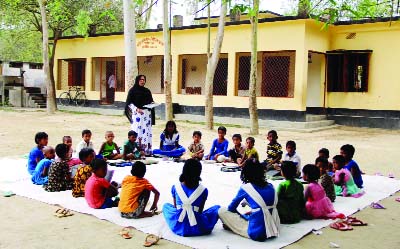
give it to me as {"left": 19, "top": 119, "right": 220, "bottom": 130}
{"left": 107, "top": 74, "right": 116, "bottom": 102}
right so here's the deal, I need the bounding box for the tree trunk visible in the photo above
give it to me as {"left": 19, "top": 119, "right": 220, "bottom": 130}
{"left": 123, "top": 0, "right": 138, "bottom": 90}
{"left": 48, "top": 30, "right": 60, "bottom": 112}
{"left": 38, "top": 0, "right": 55, "bottom": 114}
{"left": 204, "top": 1, "right": 227, "bottom": 130}
{"left": 249, "top": 0, "right": 259, "bottom": 135}
{"left": 163, "top": 0, "right": 173, "bottom": 121}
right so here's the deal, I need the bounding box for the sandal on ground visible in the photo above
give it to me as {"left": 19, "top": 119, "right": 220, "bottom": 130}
{"left": 344, "top": 216, "right": 368, "bottom": 226}
{"left": 371, "top": 202, "right": 385, "bottom": 209}
{"left": 395, "top": 197, "right": 400, "bottom": 202}
{"left": 2, "top": 191, "right": 16, "bottom": 197}
{"left": 54, "top": 208, "right": 74, "bottom": 218}
{"left": 119, "top": 227, "right": 133, "bottom": 239}
{"left": 330, "top": 221, "right": 353, "bottom": 231}
{"left": 143, "top": 234, "right": 160, "bottom": 247}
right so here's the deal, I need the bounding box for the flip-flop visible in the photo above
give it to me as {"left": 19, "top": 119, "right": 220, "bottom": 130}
{"left": 143, "top": 234, "right": 160, "bottom": 247}
{"left": 2, "top": 191, "right": 16, "bottom": 197}
{"left": 388, "top": 173, "right": 395, "bottom": 178}
{"left": 395, "top": 197, "right": 400, "bottom": 202}
{"left": 371, "top": 202, "right": 385, "bottom": 209}
{"left": 330, "top": 221, "right": 353, "bottom": 231}
{"left": 151, "top": 209, "right": 162, "bottom": 215}
{"left": 119, "top": 227, "right": 133, "bottom": 239}
{"left": 54, "top": 208, "right": 74, "bottom": 218}
{"left": 344, "top": 216, "right": 368, "bottom": 226}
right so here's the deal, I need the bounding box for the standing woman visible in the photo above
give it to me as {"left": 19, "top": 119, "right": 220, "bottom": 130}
{"left": 125, "top": 75, "right": 155, "bottom": 155}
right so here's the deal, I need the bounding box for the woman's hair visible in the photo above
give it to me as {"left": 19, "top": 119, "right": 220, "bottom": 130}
{"left": 333, "top": 155, "right": 346, "bottom": 167}
{"left": 286, "top": 140, "right": 296, "bottom": 149}
{"left": 217, "top": 126, "right": 227, "bottom": 134}
{"left": 302, "top": 164, "right": 320, "bottom": 182}
{"left": 232, "top": 134, "right": 242, "bottom": 141}
{"left": 79, "top": 148, "right": 95, "bottom": 162}
{"left": 340, "top": 144, "right": 355, "bottom": 158}
{"left": 240, "top": 159, "right": 267, "bottom": 187}
{"left": 134, "top": 74, "right": 146, "bottom": 86}
{"left": 55, "top": 143, "right": 68, "bottom": 160}
{"left": 131, "top": 161, "right": 146, "bottom": 178}
{"left": 179, "top": 159, "right": 202, "bottom": 189}
{"left": 90, "top": 158, "right": 107, "bottom": 172}
{"left": 35, "top": 132, "right": 48, "bottom": 144}
{"left": 281, "top": 161, "right": 297, "bottom": 180}
{"left": 164, "top": 120, "right": 178, "bottom": 138}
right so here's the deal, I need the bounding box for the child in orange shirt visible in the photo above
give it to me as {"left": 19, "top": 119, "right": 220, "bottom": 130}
{"left": 119, "top": 161, "right": 160, "bottom": 218}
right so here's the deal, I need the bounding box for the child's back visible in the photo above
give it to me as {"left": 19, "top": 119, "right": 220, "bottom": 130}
{"left": 31, "top": 158, "right": 52, "bottom": 185}
{"left": 277, "top": 179, "right": 304, "bottom": 224}
{"left": 119, "top": 175, "right": 154, "bottom": 213}
{"left": 44, "top": 144, "right": 72, "bottom": 192}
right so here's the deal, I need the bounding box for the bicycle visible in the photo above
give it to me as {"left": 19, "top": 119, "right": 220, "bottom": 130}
{"left": 58, "top": 86, "right": 87, "bottom": 106}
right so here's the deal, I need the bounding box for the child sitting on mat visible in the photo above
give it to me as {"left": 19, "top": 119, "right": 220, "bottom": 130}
{"left": 27, "top": 132, "right": 48, "bottom": 175}
{"left": 318, "top": 148, "right": 334, "bottom": 174}
{"left": 99, "top": 131, "right": 122, "bottom": 160}
{"left": 187, "top": 131, "right": 205, "bottom": 160}
{"left": 219, "top": 159, "right": 280, "bottom": 241}
{"left": 263, "top": 130, "right": 283, "bottom": 174}
{"left": 282, "top": 140, "right": 301, "bottom": 177}
{"left": 340, "top": 144, "right": 363, "bottom": 188}
{"left": 207, "top": 126, "right": 229, "bottom": 161}
{"left": 72, "top": 148, "right": 95, "bottom": 197}
{"left": 123, "top": 130, "right": 144, "bottom": 160}
{"left": 31, "top": 146, "right": 55, "bottom": 185}
{"left": 74, "top": 129, "right": 94, "bottom": 157}
{"left": 316, "top": 157, "right": 335, "bottom": 202}
{"left": 153, "top": 121, "right": 186, "bottom": 157}
{"left": 302, "top": 164, "right": 344, "bottom": 219}
{"left": 44, "top": 144, "right": 73, "bottom": 192}
{"left": 60, "top": 136, "right": 81, "bottom": 167}
{"left": 277, "top": 161, "right": 305, "bottom": 224}
{"left": 163, "top": 159, "right": 220, "bottom": 237}
{"left": 237, "top": 137, "right": 259, "bottom": 166}
{"left": 332, "top": 155, "right": 364, "bottom": 198}
{"left": 85, "top": 159, "right": 119, "bottom": 209}
{"left": 228, "top": 134, "right": 245, "bottom": 164}
{"left": 119, "top": 161, "right": 160, "bottom": 218}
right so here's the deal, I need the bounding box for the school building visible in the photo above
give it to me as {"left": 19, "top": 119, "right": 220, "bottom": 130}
{"left": 54, "top": 13, "right": 400, "bottom": 129}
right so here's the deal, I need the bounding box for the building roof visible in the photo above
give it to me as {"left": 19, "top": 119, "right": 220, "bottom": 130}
{"left": 193, "top": 10, "right": 282, "bottom": 20}
{"left": 57, "top": 16, "right": 400, "bottom": 41}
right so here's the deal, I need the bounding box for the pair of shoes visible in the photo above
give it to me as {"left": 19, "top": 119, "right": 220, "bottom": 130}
{"left": 371, "top": 202, "right": 385, "bottom": 209}
{"left": 344, "top": 216, "right": 368, "bottom": 226}
{"left": 119, "top": 227, "right": 133, "bottom": 239}
{"left": 54, "top": 208, "right": 74, "bottom": 218}
{"left": 330, "top": 221, "right": 353, "bottom": 231}
{"left": 143, "top": 234, "right": 160, "bottom": 247}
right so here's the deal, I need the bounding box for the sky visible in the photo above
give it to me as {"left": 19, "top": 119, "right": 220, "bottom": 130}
{"left": 148, "top": 0, "right": 290, "bottom": 28}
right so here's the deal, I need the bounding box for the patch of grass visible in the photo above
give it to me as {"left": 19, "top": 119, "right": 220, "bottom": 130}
{"left": 58, "top": 109, "right": 101, "bottom": 115}
{"left": 177, "top": 119, "right": 245, "bottom": 129}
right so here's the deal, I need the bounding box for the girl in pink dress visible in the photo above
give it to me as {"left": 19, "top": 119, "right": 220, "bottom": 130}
{"left": 302, "top": 164, "right": 345, "bottom": 219}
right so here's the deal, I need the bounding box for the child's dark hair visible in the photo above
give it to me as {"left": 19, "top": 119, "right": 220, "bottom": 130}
{"left": 79, "top": 148, "right": 95, "bottom": 161}
{"left": 319, "top": 148, "right": 329, "bottom": 158}
{"left": 82, "top": 129, "right": 92, "bottom": 137}
{"left": 90, "top": 158, "right": 107, "bottom": 172}
{"left": 302, "top": 164, "right": 320, "bottom": 182}
{"left": 232, "top": 134, "right": 242, "bottom": 141}
{"left": 128, "top": 130, "right": 138, "bottom": 137}
{"left": 246, "top": 137, "right": 255, "bottom": 144}
{"left": 193, "top": 131, "right": 202, "bottom": 137}
{"left": 34, "top": 132, "right": 48, "bottom": 144}
{"left": 240, "top": 159, "right": 267, "bottom": 187}
{"left": 332, "top": 155, "right": 346, "bottom": 166}
{"left": 131, "top": 161, "right": 146, "bottom": 178}
{"left": 55, "top": 143, "right": 68, "bottom": 160}
{"left": 63, "top": 135, "right": 71, "bottom": 142}
{"left": 315, "top": 156, "right": 329, "bottom": 168}
{"left": 286, "top": 140, "right": 296, "bottom": 149}
{"left": 217, "top": 126, "right": 227, "bottom": 134}
{"left": 281, "top": 161, "right": 297, "bottom": 180}
{"left": 164, "top": 120, "right": 178, "bottom": 138}
{"left": 340, "top": 144, "right": 355, "bottom": 158}
{"left": 268, "top": 130, "right": 278, "bottom": 137}
{"left": 179, "top": 159, "right": 202, "bottom": 189}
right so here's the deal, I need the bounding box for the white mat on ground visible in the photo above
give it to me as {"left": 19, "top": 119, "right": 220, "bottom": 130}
{"left": 1, "top": 158, "right": 400, "bottom": 249}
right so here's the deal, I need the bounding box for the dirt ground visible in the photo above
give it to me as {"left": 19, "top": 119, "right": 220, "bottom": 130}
{"left": 1, "top": 108, "right": 400, "bottom": 249}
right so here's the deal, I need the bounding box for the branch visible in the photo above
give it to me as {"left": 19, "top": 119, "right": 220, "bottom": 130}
{"left": 195, "top": 0, "right": 217, "bottom": 14}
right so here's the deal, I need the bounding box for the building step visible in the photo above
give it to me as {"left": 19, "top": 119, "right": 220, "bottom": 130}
{"left": 24, "top": 87, "right": 41, "bottom": 93}
{"left": 306, "top": 114, "right": 327, "bottom": 122}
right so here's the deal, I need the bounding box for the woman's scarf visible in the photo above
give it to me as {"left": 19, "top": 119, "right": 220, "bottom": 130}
{"left": 124, "top": 83, "right": 155, "bottom": 125}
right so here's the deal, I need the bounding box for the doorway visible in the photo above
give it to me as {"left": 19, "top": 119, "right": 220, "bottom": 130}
{"left": 306, "top": 52, "right": 325, "bottom": 110}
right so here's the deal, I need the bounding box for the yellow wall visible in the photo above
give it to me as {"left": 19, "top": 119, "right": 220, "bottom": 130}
{"left": 328, "top": 22, "right": 400, "bottom": 110}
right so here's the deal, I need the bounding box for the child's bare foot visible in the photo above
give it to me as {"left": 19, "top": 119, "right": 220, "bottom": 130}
{"left": 139, "top": 211, "right": 154, "bottom": 218}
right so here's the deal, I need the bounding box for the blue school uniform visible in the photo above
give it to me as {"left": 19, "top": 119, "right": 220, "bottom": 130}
{"left": 208, "top": 139, "right": 229, "bottom": 160}
{"left": 31, "top": 158, "right": 53, "bottom": 185}
{"left": 344, "top": 160, "right": 363, "bottom": 188}
{"left": 153, "top": 132, "right": 186, "bottom": 157}
{"left": 163, "top": 183, "right": 220, "bottom": 237}
{"left": 27, "top": 146, "right": 44, "bottom": 175}
{"left": 228, "top": 183, "right": 278, "bottom": 241}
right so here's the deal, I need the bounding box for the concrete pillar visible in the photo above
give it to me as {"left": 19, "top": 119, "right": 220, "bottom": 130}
{"left": 227, "top": 52, "right": 236, "bottom": 97}
{"left": 9, "top": 87, "right": 23, "bottom": 107}
{"left": 85, "top": 57, "right": 92, "bottom": 91}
